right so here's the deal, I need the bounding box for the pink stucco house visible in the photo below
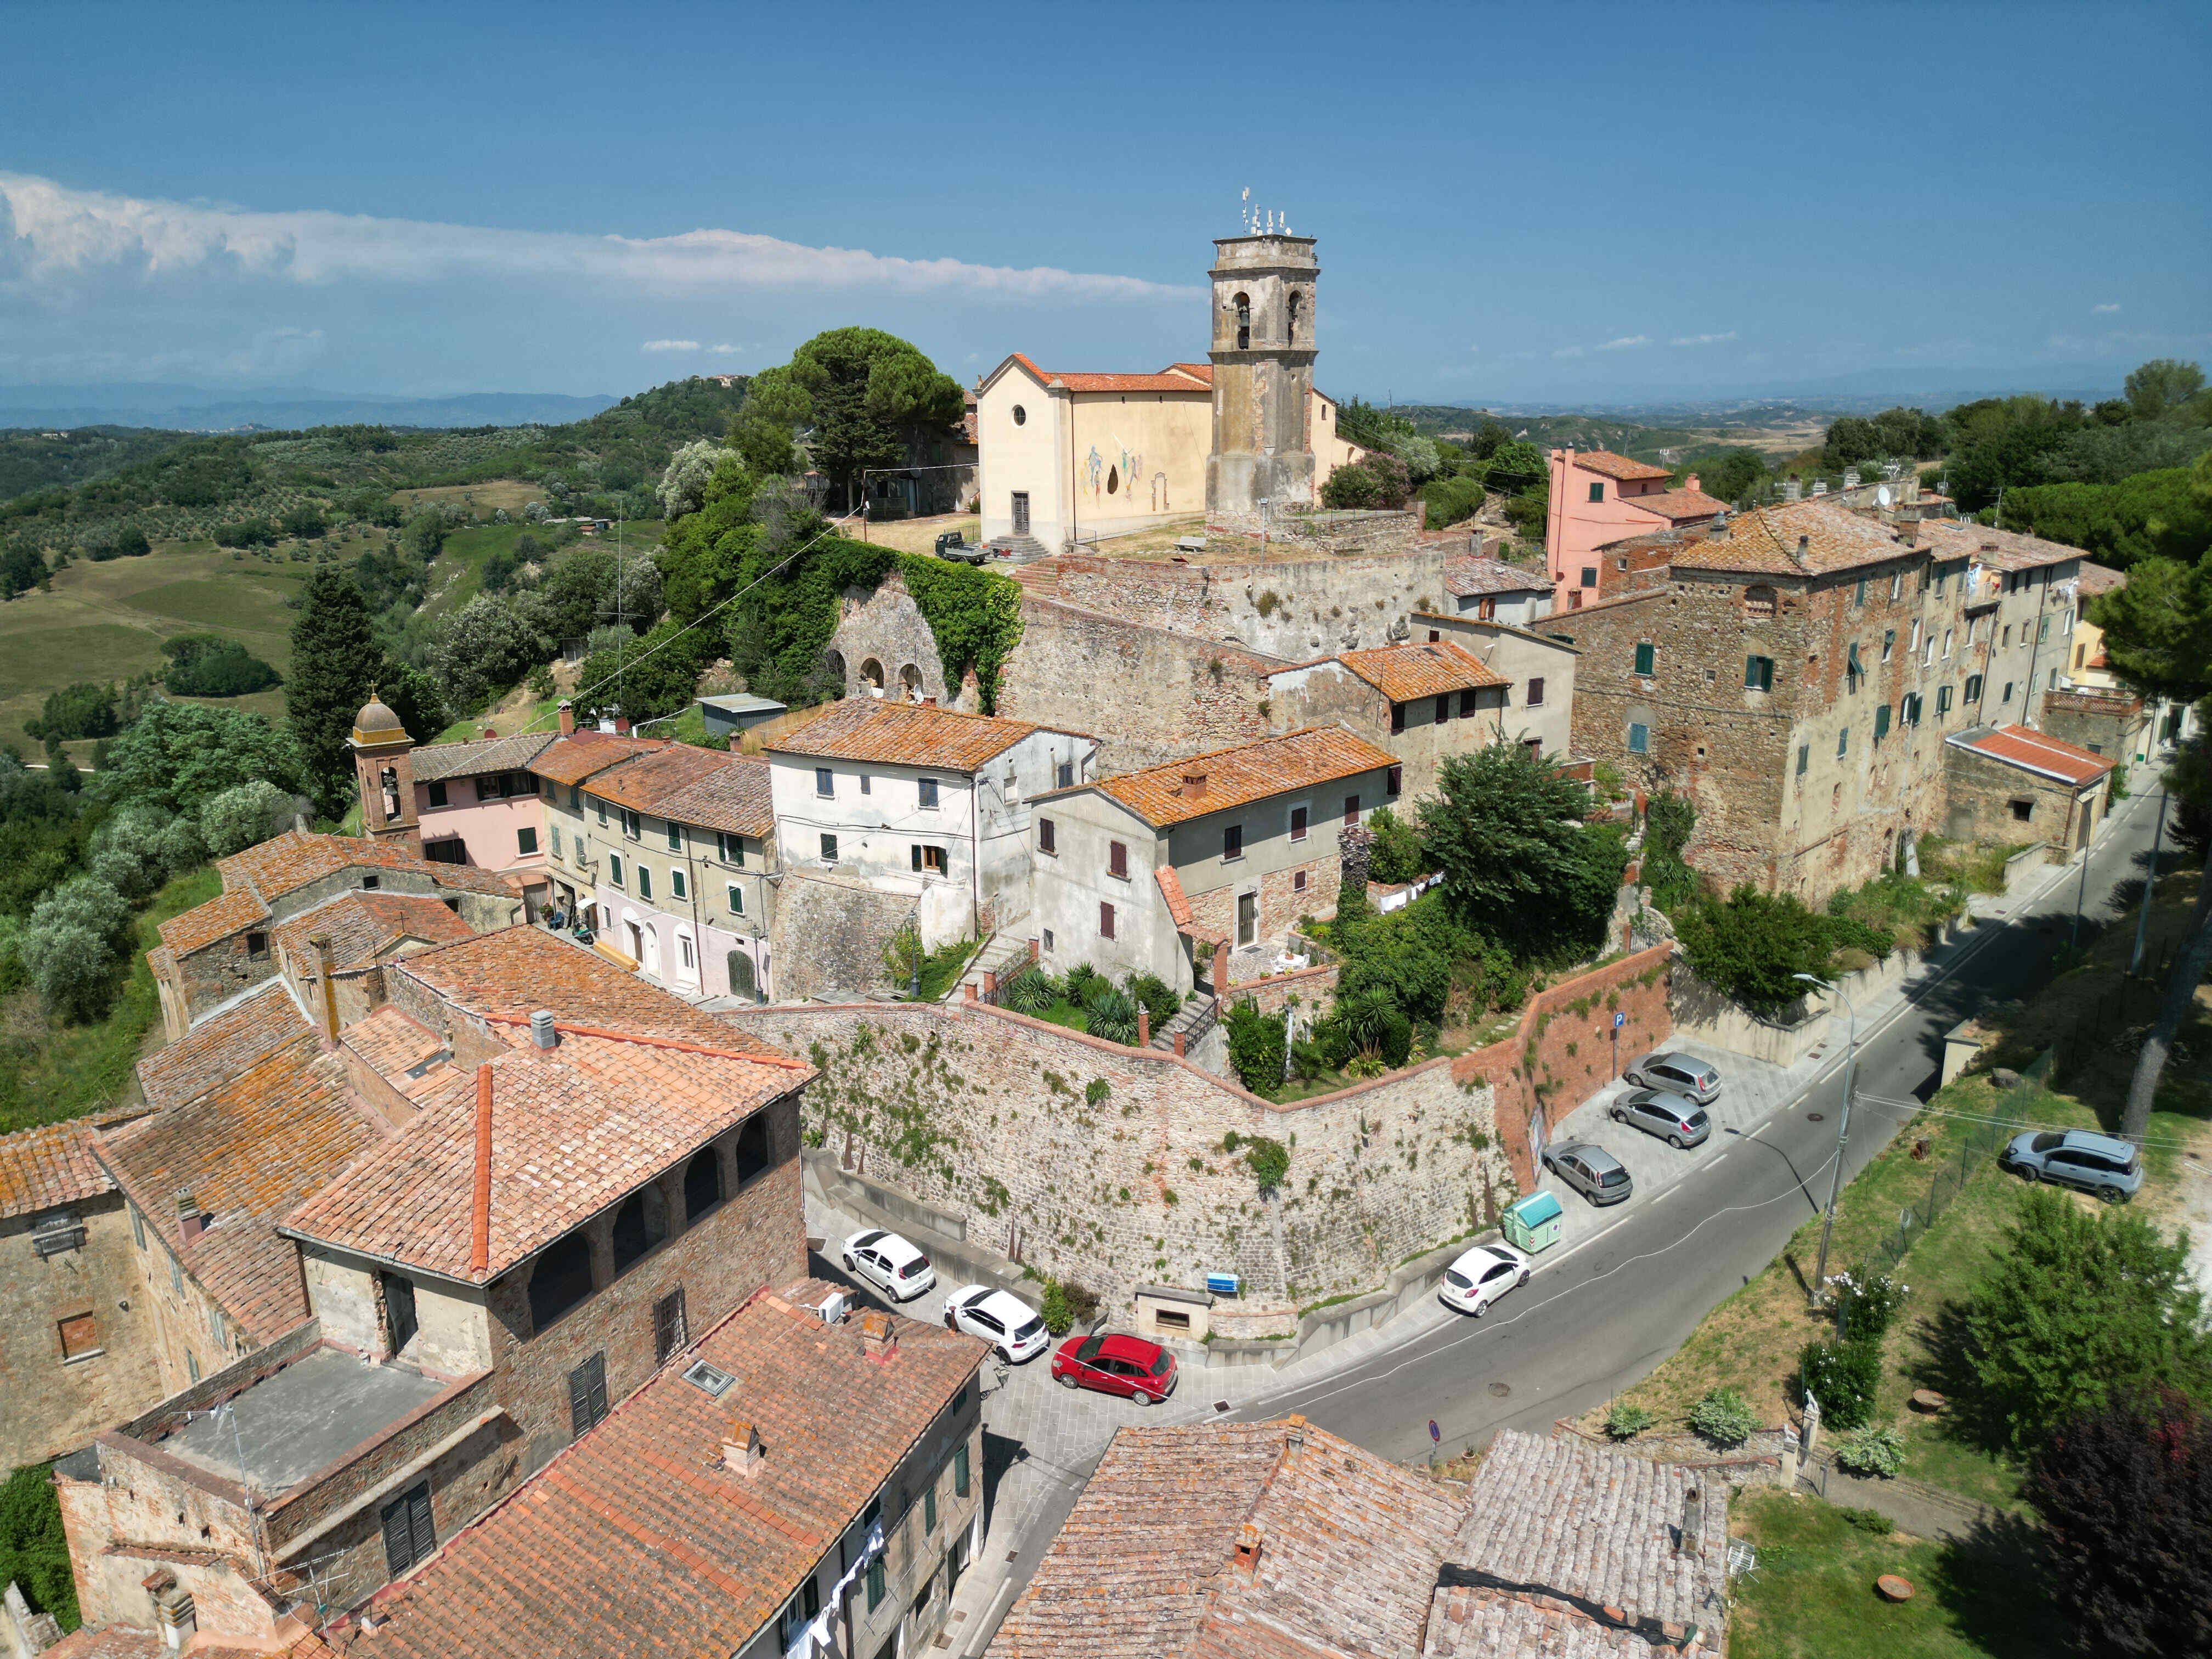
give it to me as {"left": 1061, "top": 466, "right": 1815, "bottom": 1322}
{"left": 1545, "top": 448, "right": 1728, "bottom": 611}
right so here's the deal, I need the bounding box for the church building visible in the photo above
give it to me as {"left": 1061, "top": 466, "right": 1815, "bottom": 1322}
{"left": 973, "top": 228, "right": 1363, "bottom": 554}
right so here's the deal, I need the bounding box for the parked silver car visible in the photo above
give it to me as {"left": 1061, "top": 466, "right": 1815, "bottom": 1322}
{"left": 1624, "top": 1051, "right": 1722, "bottom": 1105}
{"left": 2000, "top": 1129, "right": 2142, "bottom": 1203}
{"left": 1610, "top": 1087, "right": 1711, "bottom": 1149}
{"left": 1540, "top": 1139, "right": 1634, "bottom": 1206}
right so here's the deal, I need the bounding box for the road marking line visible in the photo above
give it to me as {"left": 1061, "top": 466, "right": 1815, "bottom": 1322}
{"left": 1650, "top": 1189, "right": 1675, "bottom": 1205}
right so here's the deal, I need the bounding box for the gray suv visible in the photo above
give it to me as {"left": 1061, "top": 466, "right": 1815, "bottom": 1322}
{"left": 2000, "top": 1129, "right": 2142, "bottom": 1203}
{"left": 1541, "top": 1139, "right": 1634, "bottom": 1206}
{"left": 1611, "top": 1088, "right": 1711, "bottom": 1149}
{"left": 1626, "top": 1051, "right": 1722, "bottom": 1105}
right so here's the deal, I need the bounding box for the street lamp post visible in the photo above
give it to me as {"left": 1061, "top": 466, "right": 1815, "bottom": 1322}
{"left": 1795, "top": 972, "right": 1859, "bottom": 1303}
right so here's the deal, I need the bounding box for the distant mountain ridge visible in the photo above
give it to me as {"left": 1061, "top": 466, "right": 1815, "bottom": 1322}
{"left": 0, "top": 385, "right": 620, "bottom": 432}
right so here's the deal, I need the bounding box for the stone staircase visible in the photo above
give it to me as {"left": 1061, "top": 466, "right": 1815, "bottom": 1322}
{"left": 1151, "top": 994, "right": 1219, "bottom": 1054}
{"left": 985, "top": 534, "right": 1052, "bottom": 563}
{"left": 956, "top": 933, "right": 1035, "bottom": 1002}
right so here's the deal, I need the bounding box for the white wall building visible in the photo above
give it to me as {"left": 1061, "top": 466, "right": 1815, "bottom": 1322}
{"left": 766, "top": 700, "right": 1097, "bottom": 950}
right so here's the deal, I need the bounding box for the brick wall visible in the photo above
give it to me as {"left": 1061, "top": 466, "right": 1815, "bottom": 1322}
{"left": 0, "top": 1194, "right": 165, "bottom": 1468}
{"left": 721, "top": 1000, "right": 1511, "bottom": 1309}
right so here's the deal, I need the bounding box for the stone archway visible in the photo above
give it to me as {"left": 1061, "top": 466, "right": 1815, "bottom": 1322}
{"left": 860, "top": 658, "right": 887, "bottom": 698}
{"left": 899, "top": 663, "right": 926, "bottom": 703}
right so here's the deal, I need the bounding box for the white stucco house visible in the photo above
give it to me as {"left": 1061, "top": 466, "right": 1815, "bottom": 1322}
{"left": 765, "top": 699, "right": 1098, "bottom": 949}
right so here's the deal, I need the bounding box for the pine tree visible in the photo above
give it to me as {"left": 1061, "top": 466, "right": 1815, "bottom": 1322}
{"left": 286, "top": 565, "right": 382, "bottom": 809}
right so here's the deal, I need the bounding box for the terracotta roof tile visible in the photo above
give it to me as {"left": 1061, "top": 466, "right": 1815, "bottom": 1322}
{"left": 406, "top": 732, "right": 556, "bottom": 783}
{"left": 585, "top": 746, "right": 746, "bottom": 820}
{"left": 2075, "top": 560, "right": 2125, "bottom": 596}
{"left": 97, "top": 1006, "right": 385, "bottom": 1340}
{"left": 338, "top": 1006, "right": 464, "bottom": 1108}
{"left": 1338, "top": 641, "right": 1506, "bottom": 701}
{"left": 216, "top": 830, "right": 516, "bottom": 906}
{"left": 0, "top": 1121, "right": 110, "bottom": 1219}
{"left": 991, "top": 1419, "right": 1464, "bottom": 1659}
{"left": 156, "top": 888, "right": 271, "bottom": 957}
{"left": 1916, "top": 517, "right": 2084, "bottom": 574}
{"left": 1948, "top": 723, "right": 2115, "bottom": 787}
{"left": 354, "top": 1282, "right": 984, "bottom": 1659}
{"left": 1422, "top": 1585, "right": 1658, "bottom": 1656}
{"left": 272, "top": 892, "right": 475, "bottom": 978}
{"left": 1626, "top": 485, "right": 1729, "bottom": 523}
{"left": 1009, "top": 352, "right": 1212, "bottom": 394}
{"left": 1084, "top": 728, "right": 1398, "bottom": 828}
{"left": 138, "top": 984, "right": 312, "bottom": 1113}
{"left": 1567, "top": 450, "right": 1673, "bottom": 483}
{"left": 1444, "top": 555, "right": 1553, "bottom": 598}
{"left": 42, "top": 1629, "right": 163, "bottom": 1659}
{"left": 529, "top": 732, "right": 672, "bottom": 787}
{"left": 1155, "top": 866, "right": 1194, "bottom": 929}
{"left": 1667, "top": 498, "right": 1923, "bottom": 578}
{"left": 652, "top": 753, "right": 775, "bottom": 839}
{"left": 770, "top": 699, "right": 1077, "bottom": 772}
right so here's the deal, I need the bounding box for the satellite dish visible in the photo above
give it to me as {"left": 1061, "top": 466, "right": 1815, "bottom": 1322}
{"left": 1876, "top": 484, "right": 1893, "bottom": 508}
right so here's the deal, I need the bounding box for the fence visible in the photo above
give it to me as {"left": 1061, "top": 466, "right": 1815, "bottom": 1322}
{"left": 1837, "top": 1049, "right": 2051, "bottom": 1316}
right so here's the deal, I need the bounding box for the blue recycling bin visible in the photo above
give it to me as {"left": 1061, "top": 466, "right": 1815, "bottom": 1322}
{"left": 1205, "top": 1272, "right": 1241, "bottom": 1297}
{"left": 1502, "top": 1190, "right": 1564, "bottom": 1254}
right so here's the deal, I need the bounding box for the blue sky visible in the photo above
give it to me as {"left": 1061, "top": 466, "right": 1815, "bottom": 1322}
{"left": 3, "top": 1, "right": 2206, "bottom": 407}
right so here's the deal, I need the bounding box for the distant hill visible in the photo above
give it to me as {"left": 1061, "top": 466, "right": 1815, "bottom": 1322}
{"left": 0, "top": 385, "right": 622, "bottom": 431}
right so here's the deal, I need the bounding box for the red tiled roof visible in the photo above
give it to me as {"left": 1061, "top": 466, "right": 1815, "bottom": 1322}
{"left": 770, "top": 699, "right": 1075, "bottom": 772}
{"left": 0, "top": 1121, "right": 110, "bottom": 1220}
{"left": 1168, "top": 362, "right": 1215, "bottom": 386}
{"left": 1917, "top": 517, "right": 2085, "bottom": 574}
{"left": 991, "top": 1418, "right": 1465, "bottom": 1659}
{"left": 1085, "top": 729, "right": 1398, "bottom": 829}
{"left": 1006, "top": 352, "right": 1212, "bottom": 394}
{"left": 216, "top": 831, "right": 516, "bottom": 905}
{"left": 272, "top": 892, "right": 475, "bottom": 978}
{"left": 340, "top": 1006, "right": 469, "bottom": 1110}
{"left": 2075, "top": 560, "right": 2125, "bottom": 596}
{"left": 653, "top": 753, "right": 775, "bottom": 839}
{"left": 1336, "top": 641, "right": 1506, "bottom": 701}
{"left": 1669, "top": 498, "right": 1925, "bottom": 578}
{"left": 137, "top": 984, "right": 312, "bottom": 1113}
{"left": 97, "top": 1006, "right": 386, "bottom": 1341}
{"left": 586, "top": 746, "right": 742, "bottom": 816}
{"left": 528, "top": 731, "right": 671, "bottom": 787}
{"left": 42, "top": 1629, "right": 163, "bottom": 1659}
{"left": 156, "top": 888, "right": 270, "bottom": 957}
{"left": 1566, "top": 450, "right": 1672, "bottom": 483}
{"left": 351, "top": 1282, "right": 984, "bottom": 1659}
{"left": 1155, "top": 866, "right": 1193, "bottom": 929}
{"left": 283, "top": 1021, "right": 802, "bottom": 1283}
{"left": 1949, "top": 723, "right": 2115, "bottom": 787}
{"left": 1626, "top": 485, "right": 1729, "bottom": 523}
{"left": 407, "top": 731, "right": 556, "bottom": 784}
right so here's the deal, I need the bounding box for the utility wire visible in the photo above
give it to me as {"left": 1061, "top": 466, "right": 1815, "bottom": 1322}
{"left": 1852, "top": 1092, "right": 2201, "bottom": 1150}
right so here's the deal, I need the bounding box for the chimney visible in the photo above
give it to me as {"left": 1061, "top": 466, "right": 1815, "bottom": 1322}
{"left": 922, "top": 695, "right": 938, "bottom": 707}
{"left": 721, "top": 1420, "right": 765, "bottom": 1477}
{"left": 1180, "top": 771, "right": 1209, "bottom": 799}
{"left": 1678, "top": 1485, "right": 1705, "bottom": 1558}
{"left": 860, "top": 1309, "right": 899, "bottom": 1362}
{"left": 481, "top": 726, "right": 497, "bottom": 741}
{"left": 558, "top": 701, "right": 575, "bottom": 736}
{"left": 1685, "top": 472, "right": 1701, "bottom": 493}
{"left": 1982, "top": 541, "right": 1999, "bottom": 553}
{"left": 1233, "top": 1522, "right": 1263, "bottom": 1578}
{"left": 176, "top": 1193, "right": 207, "bottom": 1243}
{"left": 614, "top": 716, "right": 631, "bottom": 736}
{"left": 529, "top": 1009, "right": 558, "bottom": 1049}
{"left": 470, "top": 1064, "right": 493, "bottom": 1276}
{"left": 153, "top": 1587, "right": 196, "bottom": 1652}
{"left": 1785, "top": 474, "right": 1803, "bottom": 503}
{"left": 308, "top": 931, "right": 341, "bottom": 1041}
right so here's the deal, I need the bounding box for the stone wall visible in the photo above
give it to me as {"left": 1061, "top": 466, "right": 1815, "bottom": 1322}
{"left": 1942, "top": 743, "right": 2102, "bottom": 856}
{"left": 2039, "top": 689, "right": 2149, "bottom": 764}
{"left": 0, "top": 1192, "right": 165, "bottom": 1470}
{"left": 823, "top": 574, "right": 951, "bottom": 706}
{"left": 720, "top": 999, "right": 1512, "bottom": 1308}
{"left": 768, "top": 870, "right": 919, "bottom": 1002}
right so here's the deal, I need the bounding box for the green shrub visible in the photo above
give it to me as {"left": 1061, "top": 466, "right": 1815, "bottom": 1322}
{"left": 1062, "top": 962, "right": 1103, "bottom": 1005}
{"left": 1224, "top": 998, "right": 1286, "bottom": 1096}
{"left": 1004, "top": 966, "right": 1055, "bottom": 1014}
{"left": 1086, "top": 988, "right": 1139, "bottom": 1046}
{"left": 0, "top": 1463, "right": 77, "bottom": 1631}
{"left": 1605, "top": 1400, "right": 1656, "bottom": 1440}
{"left": 1243, "top": 1135, "right": 1290, "bottom": 1192}
{"left": 1838, "top": 1503, "right": 1894, "bottom": 1534}
{"left": 1366, "top": 806, "right": 1431, "bottom": 885}
{"left": 1125, "top": 970, "right": 1179, "bottom": 1026}
{"left": 1827, "top": 1269, "right": 1908, "bottom": 1344}
{"left": 1799, "top": 1338, "right": 1884, "bottom": 1430}
{"left": 161, "top": 634, "right": 280, "bottom": 697}
{"left": 1833, "top": 1421, "right": 1905, "bottom": 1478}
{"left": 1040, "top": 1280, "right": 1072, "bottom": 1335}
{"left": 1688, "top": 1386, "right": 1758, "bottom": 1449}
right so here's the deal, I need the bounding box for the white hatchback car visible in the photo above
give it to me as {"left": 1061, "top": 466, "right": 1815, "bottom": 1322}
{"left": 941, "top": 1285, "right": 1050, "bottom": 1363}
{"left": 841, "top": 1228, "right": 936, "bottom": 1302}
{"left": 1437, "top": 1243, "right": 1530, "bottom": 1318}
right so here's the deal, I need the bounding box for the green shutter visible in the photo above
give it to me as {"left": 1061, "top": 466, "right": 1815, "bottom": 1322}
{"left": 1875, "top": 704, "right": 1891, "bottom": 741}
{"left": 1744, "top": 656, "right": 1759, "bottom": 689}
{"left": 1634, "top": 642, "right": 1655, "bottom": 675}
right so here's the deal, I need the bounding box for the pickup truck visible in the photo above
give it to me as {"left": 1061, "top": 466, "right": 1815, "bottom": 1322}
{"left": 934, "top": 531, "right": 986, "bottom": 565}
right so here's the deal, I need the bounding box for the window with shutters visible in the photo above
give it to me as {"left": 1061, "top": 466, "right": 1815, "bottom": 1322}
{"left": 130, "top": 1205, "right": 145, "bottom": 1249}
{"left": 925, "top": 1482, "right": 938, "bottom": 1536}
{"left": 187, "top": 1351, "right": 199, "bottom": 1383}
{"left": 1882, "top": 628, "right": 1895, "bottom": 663}
{"left": 1390, "top": 702, "right": 1406, "bottom": 734}
{"left": 1433, "top": 695, "right": 1451, "bottom": 725}
{"left": 820, "top": 833, "right": 838, "bottom": 862}
{"left": 1386, "top": 765, "right": 1403, "bottom": 795}
{"left": 1937, "top": 684, "right": 1953, "bottom": 715}
{"left": 1797, "top": 744, "right": 1809, "bottom": 777}
{"left": 953, "top": 1441, "right": 971, "bottom": 1497}
{"left": 426, "top": 780, "right": 448, "bottom": 809}
{"left": 1099, "top": 901, "right": 1116, "bottom": 940}
{"left": 667, "top": 821, "right": 681, "bottom": 851}
{"left": 596, "top": 798, "right": 608, "bottom": 826}
{"left": 1627, "top": 723, "right": 1649, "bottom": 754}
{"left": 1343, "top": 794, "right": 1359, "bottom": 826}
{"left": 1289, "top": 805, "right": 1307, "bottom": 842}
{"left": 609, "top": 853, "right": 624, "bottom": 888}
{"left": 727, "top": 883, "right": 744, "bottom": 916}
{"left": 1965, "top": 674, "right": 1984, "bottom": 703}
{"left": 1744, "top": 655, "right": 1774, "bottom": 692}
{"left": 1108, "top": 840, "right": 1127, "bottom": 879}
{"left": 867, "top": 1555, "right": 887, "bottom": 1611}
{"left": 380, "top": 1481, "right": 436, "bottom": 1578}
{"left": 636, "top": 865, "right": 652, "bottom": 901}
{"left": 1837, "top": 726, "right": 1849, "bottom": 758}
{"left": 1875, "top": 704, "right": 1892, "bottom": 743}
{"left": 815, "top": 768, "right": 834, "bottom": 798}
{"left": 670, "top": 868, "right": 686, "bottom": 900}
{"left": 1526, "top": 676, "right": 1545, "bottom": 707}
{"left": 654, "top": 1286, "right": 687, "bottom": 1365}
{"left": 568, "top": 1352, "right": 609, "bottom": 1440}
{"left": 58, "top": 1312, "right": 99, "bottom": 1362}
{"left": 1633, "top": 642, "right": 1655, "bottom": 676}
{"left": 1038, "top": 817, "right": 1057, "bottom": 855}
{"left": 1222, "top": 823, "right": 1243, "bottom": 861}
{"left": 1459, "top": 687, "right": 1479, "bottom": 716}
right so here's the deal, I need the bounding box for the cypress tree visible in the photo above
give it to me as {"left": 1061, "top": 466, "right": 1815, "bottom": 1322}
{"left": 286, "top": 565, "right": 382, "bottom": 809}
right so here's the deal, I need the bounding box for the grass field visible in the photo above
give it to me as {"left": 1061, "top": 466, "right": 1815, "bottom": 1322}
{"left": 418, "top": 514, "right": 665, "bottom": 624}
{"left": 1729, "top": 1489, "right": 2063, "bottom": 1659}
{"left": 0, "top": 540, "right": 309, "bottom": 754}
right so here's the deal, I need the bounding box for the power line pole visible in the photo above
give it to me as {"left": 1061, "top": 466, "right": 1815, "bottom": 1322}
{"left": 2131, "top": 789, "right": 2168, "bottom": 975}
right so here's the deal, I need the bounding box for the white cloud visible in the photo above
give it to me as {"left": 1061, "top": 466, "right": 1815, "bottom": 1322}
{"left": 0, "top": 171, "right": 1192, "bottom": 303}
{"left": 641, "top": 338, "right": 701, "bottom": 353}
{"left": 1555, "top": 334, "right": 1652, "bottom": 359}
{"left": 2092, "top": 303, "right": 2121, "bottom": 315}
{"left": 708, "top": 343, "right": 752, "bottom": 356}
{"left": 1668, "top": 330, "right": 1739, "bottom": 347}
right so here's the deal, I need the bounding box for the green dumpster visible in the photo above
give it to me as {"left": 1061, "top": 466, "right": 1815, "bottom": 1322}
{"left": 1502, "top": 1190, "right": 1564, "bottom": 1254}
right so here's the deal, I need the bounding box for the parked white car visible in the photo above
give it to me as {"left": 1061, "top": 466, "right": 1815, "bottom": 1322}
{"left": 1437, "top": 1243, "right": 1530, "bottom": 1318}
{"left": 941, "top": 1284, "right": 1050, "bottom": 1362}
{"left": 841, "top": 1228, "right": 936, "bottom": 1302}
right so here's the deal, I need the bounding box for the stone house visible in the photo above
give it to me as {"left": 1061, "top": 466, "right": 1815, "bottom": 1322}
{"left": 766, "top": 699, "right": 1098, "bottom": 952}
{"left": 1544, "top": 447, "right": 1728, "bottom": 609}
{"left": 1412, "top": 611, "right": 1582, "bottom": 764}
{"left": 148, "top": 830, "right": 522, "bottom": 1040}
{"left": 55, "top": 926, "right": 815, "bottom": 1654}
{"left": 279, "top": 1285, "right": 983, "bottom": 1659}
{"left": 0, "top": 1123, "right": 163, "bottom": 1470}
{"left": 2039, "top": 687, "right": 2153, "bottom": 770}
{"left": 555, "top": 743, "right": 779, "bottom": 1002}
{"left": 1029, "top": 726, "right": 1400, "bottom": 991}
{"left": 1556, "top": 498, "right": 2091, "bottom": 901}
{"left": 1943, "top": 723, "right": 2117, "bottom": 856}
{"left": 1443, "top": 552, "right": 1555, "bottom": 624}
{"left": 1263, "top": 641, "right": 1511, "bottom": 801}
{"left": 990, "top": 1418, "right": 1727, "bottom": 1658}
{"left": 528, "top": 724, "right": 675, "bottom": 909}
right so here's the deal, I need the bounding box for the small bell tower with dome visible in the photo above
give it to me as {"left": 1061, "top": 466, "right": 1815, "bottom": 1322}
{"left": 349, "top": 695, "right": 421, "bottom": 854}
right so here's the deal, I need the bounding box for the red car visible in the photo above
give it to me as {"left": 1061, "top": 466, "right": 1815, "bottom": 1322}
{"left": 1051, "top": 1331, "right": 1178, "bottom": 1404}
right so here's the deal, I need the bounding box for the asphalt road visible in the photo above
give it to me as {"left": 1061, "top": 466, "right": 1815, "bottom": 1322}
{"left": 1226, "top": 786, "right": 2172, "bottom": 1463}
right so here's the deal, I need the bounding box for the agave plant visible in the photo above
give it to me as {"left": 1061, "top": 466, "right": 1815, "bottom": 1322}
{"left": 1004, "top": 966, "right": 1056, "bottom": 1015}
{"left": 1085, "top": 988, "right": 1140, "bottom": 1046}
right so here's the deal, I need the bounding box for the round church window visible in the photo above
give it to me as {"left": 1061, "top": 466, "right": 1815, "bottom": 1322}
{"left": 1012, "top": 405, "right": 1026, "bottom": 426}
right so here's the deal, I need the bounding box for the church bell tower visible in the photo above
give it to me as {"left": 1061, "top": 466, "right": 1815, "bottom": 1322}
{"left": 1205, "top": 225, "right": 1320, "bottom": 517}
